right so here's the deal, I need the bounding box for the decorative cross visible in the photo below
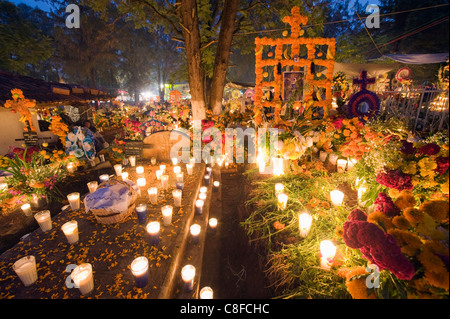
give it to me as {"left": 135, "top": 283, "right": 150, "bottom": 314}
{"left": 282, "top": 6, "right": 308, "bottom": 38}
{"left": 353, "top": 70, "right": 376, "bottom": 91}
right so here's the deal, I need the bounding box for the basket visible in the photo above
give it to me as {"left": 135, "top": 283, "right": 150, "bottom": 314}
{"left": 85, "top": 178, "right": 138, "bottom": 225}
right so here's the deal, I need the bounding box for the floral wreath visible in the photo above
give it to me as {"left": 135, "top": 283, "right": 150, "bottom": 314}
{"left": 65, "top": 126, "right": 96, "bottom": 160}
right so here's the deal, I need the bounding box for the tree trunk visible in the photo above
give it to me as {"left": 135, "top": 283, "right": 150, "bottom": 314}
{"left": 209, "top": 0, "right": 239, "bottom": 115}
{"left": 179, "top": 0, "right": 206, "bottom": 121}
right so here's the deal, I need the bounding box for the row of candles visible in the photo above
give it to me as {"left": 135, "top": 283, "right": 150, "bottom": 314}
{"left": 274, "top": 182, "right": 343, "bottom": 270}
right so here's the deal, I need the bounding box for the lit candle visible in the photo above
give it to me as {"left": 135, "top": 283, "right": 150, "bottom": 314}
{"left": 186, "top": 163, "right": 193, "bottom": 175}
{"left": 161, "top": 175, "right": 169, "bottom": 189}
{"left": 277, "top": 193, "right": 288, "bottom": 210}
{"left": 209, "top": 218, "right": 218, "bottom": 233}
{"left": 135, "top": 204, "right": 147, "bottom": 225}
{"left": 190, "top": 224, "right": 201, "bottom": 244}
{"left": 13, "top": 255, "right": 38, "bottom": 287}
{"left": 155, "top": 170, "right": 163, "bottom": 180}
{"left": 200, "top": 286, "right": 213, "bottom": 299}
{"left": 146, "top": 221, "right": 160, "bottom": 246}
{"left": 273, "top": 157, "right": 284, "bottom": 176}
{"left": 328, "top": 154, "right": 338, "bottom": 166}
{"left": 114, "top": 164, "right": 123, "bottom": 176}
{"left": 320, "top": 240, "right": 337, "bottom": 270}
{"left": 206, "top": 167, "right": 212, "bottom": 177}
{"left": 34, "top": 210, "right": 52, "bottom": 232}
{"left": 148, "top": 187, "right": 158, "bottom": 205}
{"left": 203, "top": 175, "right": 210, "bottom": 186}
{"left": 199, "top": 192, "right": 207, "bottom": 201}
{"left": 298, "top": 212, "right": 312, "bottom": 237}
{"left": 357, "top": 183, "right": 368, "bottom": 206}
{"left": 190, "top": 157, "right": 196, "bottom": 167}
{"left": 347, "top": 158, "right": 357, "bottom": 170}
{"left": 129, "top": 156, "right": 136, "bottom": 167}
{"left": 200, "top": 186, "right": 207, "bottom": 195}
{"left": 71, "top": 263, "right": 94, "bottom": 295}
{"left": 337, "top": 159, "right": 347, "bottom": 173}
{"left": 121, "top": 172, "right": 129, "bottom": 181}
{"left": 67, "top": 162, "right": 76, "bottom": 174}
{"left": 176, "top": 181, "right": 184, "bottom": 190}
{"left": 274, "top": 183, "right": 284, "bottom": 196}
{"left": 213, "top": 181, "right": 220, "bottom": 192}
{"left": 137, "top": 178, "right": 146, "bottom": 188}
{"left": 319, "top": 151, "right": 328, "bottom": 162}
{"left": 131, "top": 256, "right": 149, "bottom": 288}
{"left": 173, "top": 166, "right": 181, "bottom": 175}
{"left": 67, "top": 192, "right": 80, "bottom": 210}
{"left": 99, "top": 174, "right": 109, "bottom": 182}
{"left": 161, "top": 205, "right": 173, "bottom": 226}
{"left": 21, "top": 203, "right": 32, "bottom": 216}
{"left": 151, "top": 157, "right": 157, "bottom": 165}
{"left": 181, "top": 265, "right": 195, "bottom": 291}
{"left": 176, "top": 172, "right": 184, "bottom": 182}
{"left": 0, "top": 182, "right": 8, "bottom": 192}
{"left": 61, "top": 220, "right": 79, "bottom": 244}
{"left": 172, "top": 157, "right": 178, "bottom": 165}
{"left": 173, "top": 189, "right": 182, "bottom": 207}
{"left": 87, "top": 181, "right": 98, "bottom": 193}
{"left": 159, "top": 164, "right": 166, "bottom": 173}
{"left": 136, "top": 166, "right": 144, "bottom": 174}
{"left": 195, "top": 199, "right": 204, "bottom": 215}
{"left": 330, "top": 190, "right": 344, "bottom": 206}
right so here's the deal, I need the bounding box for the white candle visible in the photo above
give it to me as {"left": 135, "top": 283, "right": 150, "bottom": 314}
{"left": 136, "top": 166, "right": 144, "bottom": 174}
{"left": 200, "top": 286, "right": 214, "bottom": 299}
{"left": 173, "top": 166, "right": 181, "bottom": 175}
{"left": 137, "top": 177, "right": 146, "bottom": 188}
{"left": 0, "top": 182, "right": 8, "bottom": 192}
{"left": 171, "top": 157, "right": 178, "bottom": 165}
{"left": 274, "top": 183, "right": 284, "bottom": 196}
{"left": 131, "top": 256, "right": 149, "bottom": 288}
{"left": 328, "top": 154, "right": 338, "bottom": 165}
{"left": 330, "top": 190, "right": 344, "bottom": 206}
{"left": 213, "top": 181, "right": 220, "bottom": 191}
{"left": 319, "top": 151, "right": 328, "bottom": 162}
{"left": 273, "top": 157, "right": 284, "bottom": 176}
{"left": 195, "top": 199, "right": 204, "bottom": 215}
{"left": 172, "top": 189, "right": 182, "bottom": 207}
{"left": 186, "top": 163, "right": 193, "bottom": 175}
{"left": 71, "top": 263, "right": 94, "bottom": 295}
{"left": 190, "top": 157, "right": 196, "bottom": 167}
{"left": 114, "top": 164, "right": 123, "bottom": 176}
{"left": 206, "top": 167, "right": 212, "bottom": 176}
{"left": 176, "top": 172, "right": 184, "bottom": 182}
{"left": 277, "top": 193, "right": 288, "bottom": 210}
{"left": 320, "top": 240, "right": 336, "bottom": 270}
{"left": 13, "top": 255, "right": 38, "bottom": 286}
{"left": 203, "top": 174, "right": 210, "bottom": 186}
{"left": 198, "top": 192, "right": 207, "bottom": 201}
{"left": 347, "top": 158, "right": 357, "bottom": 170}
{"left": 34, "top": 210, "right": 52, "bottom": 232}
{"left": 146, "top": 221, "right": 160, "bottom": 245}
{"left": 87, "top": 181, "right": 98, "bottom": 193}
{"left": 161, "top": 175, "right": 169, "bottom": 189}
{"left": 190, "top": 224, "right": 201, "bottom": 244}
{"left": 357, "top": 184, "right": 368, "bottom": 206}
{"left": 129, "top": 156, "right": 136, "bottom": 167}
{"left": 181, "top": 265, "right": 195, "bottom": 291}
{"left": 99, "top": 174, "right": 109, "bottom": 182}
{"left": 298, "top": 212, "right": 312, "bottom": 237}
{"left": 21, "top": 203, "right": 32, "bottom": 216}
{"left": 200, "top": 186, "right": 207, "bottom": 194}
{"left": 151, "top": 157, "right": 157, "bottom": 165}
{"left": 161, "top": 205, "right": 173, "bottom": 226}
{"left": 67, "top": 162, "right": 76, "bottom": 173}
{"left": 148, "top": 187, "right": 158, "bottom": 204}
{"left": 67, "top": 192, "right": 80, "bottom": 210}
{"left": 159, "top": 164, "right": 166, "bottom": 173}
{"left": 61, "top": 220, "right": 79, "bottom": 244}
{"left": 337, "top": 159, "right": 347, "bottom": 173}
{"left": 121, "top": 172, "right": 129, "bottom": 181}
{"left": 209, "top": 218, "right": 218, "bottom": 229}
{"left": 155, "top": 170, "right": 163, "bottom": 180}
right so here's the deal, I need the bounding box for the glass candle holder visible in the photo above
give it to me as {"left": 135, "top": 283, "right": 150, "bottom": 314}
{"left": 213, "top": 181, "right": 220, "bottom": 192}
{"left": 87, "top": 181, "right": 98, "bottom": 193}
{"left": 71, "top": 263, "right": 94, "bottom": 295}
{"left": 34, "top": 210, "right": 52, "bottom": 232}
{"left": 67, "top": 162, "right": 76, "bottom": 174}
{"left": 186, "top": 163, "right": 193, "bottom": 175}
{"left": 99, "top": 174, "right": 109, "bottom": 182}
{"left": 274, "top": 183, "right": 284, "bottom": 196}
{"left": 146, "top": 222, "right": 160, "bottom": 246}
{"left": 330, "top": 190, "right": 344, "bottom": 206}
{"left": 21, "top": 203, "right": 32, "bottom": 216}
{"left": 155, "top": 170, "right": 163, "bottom": 180}
{"left": 195, "top": 199, "right": 204, "bottom": 215}
{"left": 137, "top": 178, "right": 146, "bottom": 188}
{"left": 190, "top": 224, "right": 201, "bottom": 244}
{"left": 172, "top": 189, "right": 182, "bottom": 207}
{"left": 171, "top": 157, "right": 178, "bottom": 165}
{"left": 135, "top": 204, "right": 147, "bottom": 225}
{"left": 200, "top": 286, "right": 213, "bottom": 299}
{"left": 159, "top": 164, "right": 166, "bottom": 173}
{"left": 161, "top": 205, "right": 173, "bottom": 226}
{"left": 121, "top": 172, "right": 129, "bottom": 181}
{"left": 67, "top": 192, "right": 80, "bottom": 210}
{"left": 298, "top": 212, "right": 312, "bottom": 238}
{"left": 61, "top": 220, "right": 79, "bottom": 244}
{"left": 114, "top": 164, "right": 123, "bottom": 176}
{"left": 277, "top": 193, "right": 288, "bottom": 210}
{"left": 151, "top": 157, "right": 157, "bottom": 165}
{"left": 161, "top": 175, "right": 169, "bottom": 189}
{"left": 148, "top": 187, "right": 158, "bottom": 205}
{"left": 176, "top": 172, "right": 184, "bottom": 182}
{"left": 136, "top": 166, "right": 144, "bottom": 174}
{"left": 181, "top": 265, "right": 195, "bottom": 291}
{"left": 131, "top": 256, "right": 149, "bottom": 288}
{"left": 129, "top": 156, "right": 136, "bottom": 167}
{"left": 173, "top": 165, "right": 181, "bottom": 175}
{"left": 203, "top": 175, "right": 210, "bottom": 186}
{"left": 337, "top": 159, "right": 347, "bottom": 173}
{"left": 13, "top": 255, "right": 38, "bottom": 287}
{"left": 320, "top": 240, "right": 337, "bottom": 270}
{"left": 198, "top": 192, "right": 207, "bottom": 201}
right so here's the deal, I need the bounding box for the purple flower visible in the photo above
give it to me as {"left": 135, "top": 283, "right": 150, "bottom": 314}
{"left": 376, "top": 169, "right": 413, "bottom": 191}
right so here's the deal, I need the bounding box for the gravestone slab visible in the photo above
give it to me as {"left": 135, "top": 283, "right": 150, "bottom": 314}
{"left": 142, "top": 130, "right": 191, "bottom": 162}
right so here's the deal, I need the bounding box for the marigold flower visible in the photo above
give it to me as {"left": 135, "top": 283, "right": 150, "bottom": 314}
{"left": 394, "top": 190, "right": 417, "bottom": 210}
{"left": 419, "top": 200, "right": 449, "bottom": 222}
{"left": 403, "top": 207, "right": 424, "bottom": 225}
{"left": 392, "top": 215, "right": 411, "bottom": 230}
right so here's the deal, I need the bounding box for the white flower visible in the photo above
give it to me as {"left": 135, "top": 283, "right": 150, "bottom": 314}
{"left": 67, "top": 133, "right": 76, "bottom": 142}
{"left": 83, "top": 142, "right": 92, "bottom": 151}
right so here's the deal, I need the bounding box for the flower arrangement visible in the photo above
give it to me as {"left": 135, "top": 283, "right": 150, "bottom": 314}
{"left": 3, "top": 89, "right": 37, "bottom": 132}
{"left": 48, "top": 115, "right": 69, "bottom": 147}
{"left": 123, "top": 118, "right": 144, "bottom": 140}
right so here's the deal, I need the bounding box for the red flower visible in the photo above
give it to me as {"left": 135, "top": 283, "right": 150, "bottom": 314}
{"left": 418, "top": 143, "right": 440, "bottom": 156}
{"left": 374, "top": 192, "right": 400, "bottom": 217}
{"left": 376, "top": 169, "right": 413, "bottom": 191}
{"left": 435, "top": 157, "right": 449, "bottom": 175}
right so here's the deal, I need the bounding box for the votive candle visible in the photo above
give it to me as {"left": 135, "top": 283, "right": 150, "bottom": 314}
{"left": 71, "top": 263, "right": 94, "bottom": 295}
{"left": 190, "top": 224, "right": 201, "bottom": 244}
{"left": 13, "top": 255, "right": 38, "bottom": 287}
{"left": 161, "top": 205, "right": 173, "bottom": 226}
{"left": 114, "top": 164, "right": 122, "bottom": 176}
{"left": 129, "top": 156, "right": 136, "bottom": 167}
{"left": 274, "top": 183, "right": 284, "bottom": 196}
{"left": 161, "top": 175, "right": 169, "bottom": 189}
{"left": 99, "top": 174, "right": 109, "bottom": 182}
{"left": 67, "top": 192, "right": 80, "bottom": 210}
{"left": 173, "top": 165, "right": 181, "bottom": 174}
{"left": 21, "top": 203, "right": 32, "bottom": 216}
{"left": 159, "top": 164, "right": 166, "bottom": 173}
{"left": 330, "top": 190, "right": 344, "bottom": 206}
{"left": 176, "top": 181, "right": 184, "bottom": 190}
{"left": 67, "top": 162, "right": 76, "bottom": 173}
{"left": 198, "top": 192, "right": 207, "bottom": 201}
{"left": 137, "top": 177, "right": 146, "bottom": 188}
{"left": 87, "top": 181, "right": 98, "bottom": 193}
{"left": 277, "top": 193, "right": 288, "bottom": 210}
{"left": 131, "top": 256, "right": 149, "bottom": 288}
{"left": 320, "top": 240, "right": 337, "bottom": 271}
{"left": 61, "top": 220, "right": 79, "bottom": 244}
{"left": 176, "top": 172, "right": 184, "bottom": 182}
{"left": 206, "top": 167, "right": 212, "bottom": 177}
{"left": 328, "top": 154, "right": 338, "bottom": 166}
{"left": 298, "top": 212, "right": 312, "bottom": 237}
{"left": 148, "top": 187, "right": 158, "bottom": 205}
{"left": 173, "top": 189, "right": 182, "bottom": 207}
{"left": 146, "top": 221, "right": 160, "bottom": 245}
{"left": 319, "top": 151, "right": 328, "bottom": 162}
{"left": 181, "top": 265, "right": 195, "bottom": 291}
{"left": 209, "top": 218, "right": 218, "bottom": 233}
{"left": 155, "top": 170, "right": 163, "bottom": 180}
{"left": 213, "top": 181, "right": 220, "bottom": 192}
{"left": 200, "top": 286, "right": 213, "bottom": 299}
{"left": 186, "top": 163, "right": 193, "bottom": 175}
{"left": 151, "top": 157, "right": 157, "bottom": 165}
{"left": 135, "top": 204, "right": 147, "bottom": 225}
{"left": 136, "top": 166, "right": 144, "bottom": 174}
{"left": 203, "top": 175, "right": 210, "bottom": 186}
{"left": 337, "top": 159, "right": 347, "bottom": 173}
{"left": 34, "top": 210, "right": 52, "bottom": 232}
{"left": 195, "top": 199, "right": 204, "bottom": 215}
{"left": 121, "top": 172, "right": 129, "bottom": 181}
{"left": 172, "top": 157, "right": 178, "bottom": 165}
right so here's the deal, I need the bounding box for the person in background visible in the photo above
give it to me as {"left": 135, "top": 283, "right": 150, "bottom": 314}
{"left": 84, "top": 120, "right": 109, "bottom": 152}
